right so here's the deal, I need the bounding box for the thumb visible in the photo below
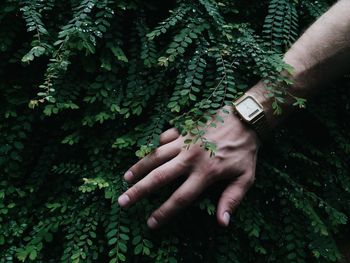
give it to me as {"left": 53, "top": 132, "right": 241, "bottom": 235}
{"left": 216, "top": 174, "right": 253, "bottom": 227}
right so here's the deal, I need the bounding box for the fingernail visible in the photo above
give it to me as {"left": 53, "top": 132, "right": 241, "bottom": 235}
{"left": 147, "top": 217, "right": 158, "bottom": 229}
{"left": 223, "top": 212, "right": 230, "bottom": 226}
{"left": 118, "top": 194, "right": 130, "bottom": 207}
{"left": 124, "top": 170, "right": 133, "bottom": 181}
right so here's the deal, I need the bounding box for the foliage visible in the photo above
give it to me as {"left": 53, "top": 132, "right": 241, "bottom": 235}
{"left": 1, "top": 0, "right": 349, "bottom": 262}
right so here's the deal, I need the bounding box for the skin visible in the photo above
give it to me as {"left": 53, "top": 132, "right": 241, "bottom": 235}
{"left": 118, "top": 0, "right": 350, "bottom": 229}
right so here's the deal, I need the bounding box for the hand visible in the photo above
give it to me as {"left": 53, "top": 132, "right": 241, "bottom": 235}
{"left": 117, "top": 105, "right": 260, "bottom": 229}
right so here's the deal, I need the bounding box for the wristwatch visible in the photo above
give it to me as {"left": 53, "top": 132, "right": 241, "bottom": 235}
{"left": 232, "top": 93, "right": 270, "bottom": 142}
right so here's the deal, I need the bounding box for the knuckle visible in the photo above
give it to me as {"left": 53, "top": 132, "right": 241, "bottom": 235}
{"left": 149, "top": 149, "right": 161, "bottom": 161}
{"left": 181, "top": 155, "right": 193, "bottom": 166}
{"left": 201, "top": 160, "right": 222, "bottom": 181}
{"left": 153, "top": 207, "right": 167, "bottom": 222}
{"left": 160, "top": 128, "right": 179, "bottom": 143}
{"left": 206, "top": 163, "right": 220, "bottom": 177}
{"left": 129, "top": 168, "right": 139, "bottom": 179}
{"left": 172, "top": 128, "right": 180, "bottom": 137}
{"left": 172, "top": 155, "right": 190, "bottom": 172}
{"left": 127, "top": 184, "right": 144, "bottom": 201}
{"left": 173, "top": 193, "right": 190, "bottom": 207}
{"left": 159, "top": 134, "right": 167, "bottom": 144}
{"left": 129, "top": 163, "right": 139, "bottom": 175}
{"left": 152, "top": 169, "right": 166, "bottom": 184}
{"left": 223, "top": 195, "right": 241, "bottom": 211}
{"left": 182, "top": 145, "right": 201, "bottom": 162}
{"left": 247, "top": 176, "right": 255, "bottom": 187}
{"left": 241, "top": 172, "right": 255, "bottom": 188}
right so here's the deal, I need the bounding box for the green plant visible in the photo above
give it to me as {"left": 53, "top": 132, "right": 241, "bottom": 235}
{"left": 1, "top": 0, "right": 349, "bottom": 262}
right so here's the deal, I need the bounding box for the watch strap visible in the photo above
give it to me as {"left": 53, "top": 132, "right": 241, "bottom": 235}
{"left": 251, "top": 113, "right": 270, "bottom": 142}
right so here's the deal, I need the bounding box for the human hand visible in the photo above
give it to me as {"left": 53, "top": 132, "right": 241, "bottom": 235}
{"left": 117, "top": 105, "right": 260, "bottom": 229}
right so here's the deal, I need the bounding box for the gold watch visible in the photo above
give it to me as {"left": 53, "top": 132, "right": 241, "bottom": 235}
{"left": 232, "top": 93, "right": 270, "bottom": 141}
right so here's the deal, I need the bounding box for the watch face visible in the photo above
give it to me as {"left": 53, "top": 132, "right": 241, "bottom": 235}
{"left": 235, "top": 96, "right": 263, "bottom": 121}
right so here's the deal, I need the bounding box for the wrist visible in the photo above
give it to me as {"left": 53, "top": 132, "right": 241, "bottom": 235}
{"left": 232, "top": 92, "right": 271, "bottom": 143}
{"left": 246, "top": 71, "right": 305, "bottom": 130}
{"left": 223, "top": 104, "right": 262, "bottom": 148}
{"left": 246, "top": 83, "right": 279, "bottom": 129}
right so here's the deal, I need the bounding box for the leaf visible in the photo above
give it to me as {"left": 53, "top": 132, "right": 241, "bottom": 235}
{"left": 134, "top": 244, "right": 143, "bottom": 255}
{"left": 119, "top": 233, "right": 129, "bottom": 241}
{"left": 108, "top": 237, "right": 117, "bottom": 245}
{"left": 29, "top": 250, "right": 37, "bottom": 260}
{"left": 16, "top": 250, "right": 28, "bottom": 262}
{"left": 118, "top": 253, "right": 126, "bottom": 261}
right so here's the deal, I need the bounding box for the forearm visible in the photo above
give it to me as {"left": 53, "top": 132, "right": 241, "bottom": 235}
{"left": 248, "top": 0, "right": 350, "bottom": 129}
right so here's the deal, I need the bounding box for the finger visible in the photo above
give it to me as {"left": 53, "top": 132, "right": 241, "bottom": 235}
{"left": 216, "top": 172, "right": 255, "bottom": 227}
{"left": 147, "top": 172, "right": 208, "bottom": 229}
{"left": 118, "top": 155, "right": 188, "bottom": 208}
{"left": 124, "top": 139, "right": 181, "bottom": 183}
{"left": 159, "top": 128, "right": 180, "bottom": 145}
